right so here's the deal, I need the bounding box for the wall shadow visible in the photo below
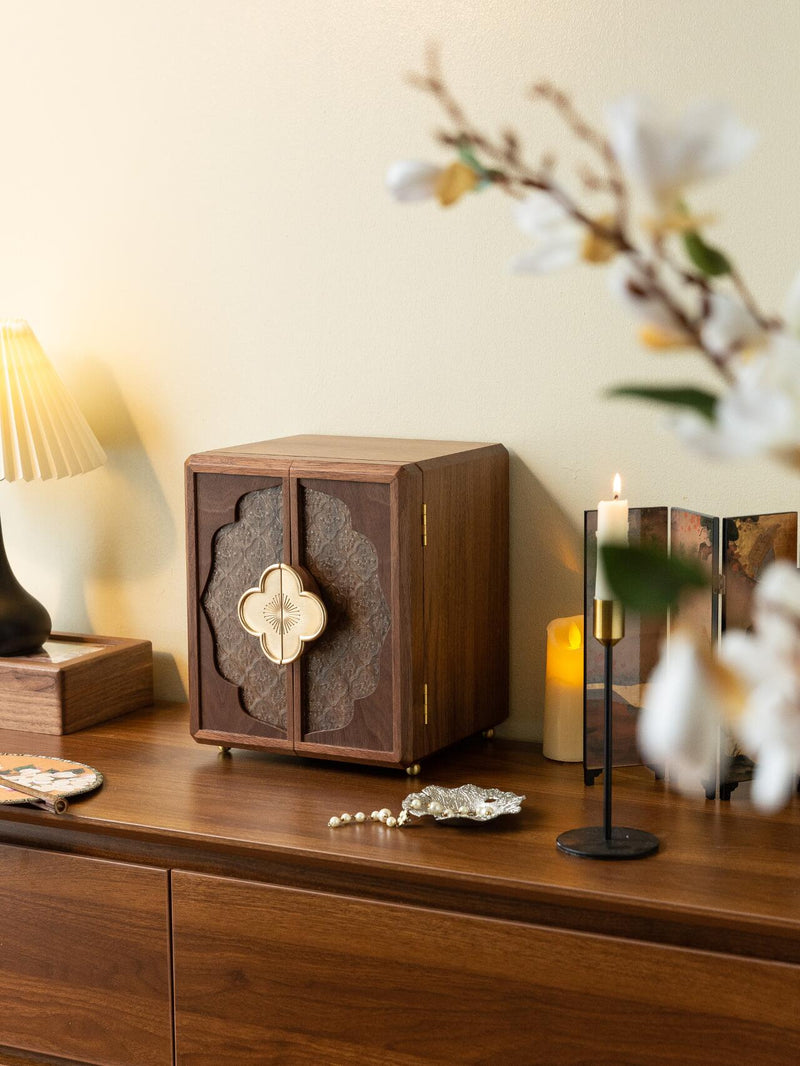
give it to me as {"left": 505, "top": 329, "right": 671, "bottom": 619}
{"left": 14, "top": 358, "right": 181, "bottom": 695}
{"left": 504, "top": 452, "right": 583, "bottom": 741}
{"left": 77, "top": 358, "right": 176, "bottom": 587}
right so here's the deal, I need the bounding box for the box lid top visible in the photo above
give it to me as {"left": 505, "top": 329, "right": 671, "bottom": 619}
{"left": 191, "top": 435, "right": 500, "bottom": 465}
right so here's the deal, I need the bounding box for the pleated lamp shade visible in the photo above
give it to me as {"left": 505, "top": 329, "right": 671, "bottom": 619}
{"left": 0, "top": 320, "right": 106, "bottom": 482}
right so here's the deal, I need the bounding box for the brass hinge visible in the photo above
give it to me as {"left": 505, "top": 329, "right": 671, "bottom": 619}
{"left": 423, "top": 682, "right": 428, "bottom": 726}
{"left": 422, "top": 503, "right": 428, "bottom": 547}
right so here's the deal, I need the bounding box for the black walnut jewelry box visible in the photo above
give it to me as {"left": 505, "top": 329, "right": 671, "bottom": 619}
{"left": 185, "top": 435, "right": 509, "bottom": 773}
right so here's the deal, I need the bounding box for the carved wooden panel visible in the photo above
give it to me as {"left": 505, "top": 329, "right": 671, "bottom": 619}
{"left": 202, "top": 487, "right": 287, "bottom": 729}
{"left": 300, "top": 486, "right": 391, "bottom": 734}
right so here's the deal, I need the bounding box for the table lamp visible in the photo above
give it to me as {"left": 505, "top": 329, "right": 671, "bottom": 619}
{"left": 0, "top": 320, "right": 105, "bottom": 656}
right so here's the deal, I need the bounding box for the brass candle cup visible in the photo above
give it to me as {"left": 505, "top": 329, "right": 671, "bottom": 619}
{"left": 592, "top": 598, "right": 625, "bottom": 646}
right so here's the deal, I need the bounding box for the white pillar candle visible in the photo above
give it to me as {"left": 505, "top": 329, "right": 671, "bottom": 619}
{"left": 595, "top": 473, "right": 628, "bottom": 601}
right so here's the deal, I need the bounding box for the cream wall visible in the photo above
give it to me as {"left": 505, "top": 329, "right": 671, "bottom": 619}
{"left": 0, "top": 0, "right": 798, "bottom": 738}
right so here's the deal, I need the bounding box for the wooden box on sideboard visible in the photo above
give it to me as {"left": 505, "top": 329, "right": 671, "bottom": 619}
{"left": 0, "top": 633, "right": 153, "bottom": 734}
{"left": 185, "top": 435, "right": 509, "bottom": 771}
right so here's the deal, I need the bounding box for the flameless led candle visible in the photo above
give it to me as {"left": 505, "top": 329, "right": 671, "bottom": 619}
{"left": 543, "top": 615, "right": 584, "bottom": 762}
{"left": 595, "top": 473, "right": 628, "bottom": 601}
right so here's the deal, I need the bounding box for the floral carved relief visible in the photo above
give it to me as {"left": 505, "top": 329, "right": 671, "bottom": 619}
{"left": 201, "top": 487, "right": 288, "bottom": 729}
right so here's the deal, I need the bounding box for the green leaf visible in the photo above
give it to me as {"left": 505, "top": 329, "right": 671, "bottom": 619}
{"left": 608, "top": 385, "right": 718, "bottom": 422}
{"left": 683, "top": 231, "right": 732, "bottom": 277}
{"left": 457, "top": 143, "right": 481, "bottom": 169}
{"left": 601, "top": 543, "right": 709, "bottom": 614}
{"left": 457, "top": 142, "right": 492, "bottom": 186}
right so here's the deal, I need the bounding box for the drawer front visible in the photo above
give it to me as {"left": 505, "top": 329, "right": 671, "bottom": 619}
{"left": 172, "top": 871, "right": 800, "bottom": 1066}
{"left": 0, "top": 844, "right": 171, "bottom": 1066}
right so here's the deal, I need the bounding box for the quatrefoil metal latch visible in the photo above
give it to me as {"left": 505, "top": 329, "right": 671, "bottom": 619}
{"left": 238, "top": 563, "right": 327, "bottom": 665}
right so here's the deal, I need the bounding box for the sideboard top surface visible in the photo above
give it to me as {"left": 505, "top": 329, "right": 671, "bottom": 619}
{"left": 189, "top": 435, "right": 503, "bottom": 466}
{"left": 0, "top": 703, "right": 799, "bottom": 964}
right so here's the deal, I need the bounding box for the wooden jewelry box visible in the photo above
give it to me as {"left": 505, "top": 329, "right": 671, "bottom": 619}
{"left": 185, "top": 435, "right": 508, "bottom": 772}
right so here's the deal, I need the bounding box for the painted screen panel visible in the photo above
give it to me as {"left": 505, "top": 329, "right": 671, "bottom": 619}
{"left": 671, "top": 509, "right": 719, "bottom": 649}
{"left": 722, "top": 512, "right": 798, "bottom": 632}
{"left": 669, "top": 509, "right": 720, "bottom": 794}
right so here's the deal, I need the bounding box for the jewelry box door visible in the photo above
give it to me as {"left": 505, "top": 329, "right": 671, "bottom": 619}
{"left": 189, "top": 466, "right": 295, "bottom": 750}
{"left": 287, "top": 465, "right": 421, "bottom": 767}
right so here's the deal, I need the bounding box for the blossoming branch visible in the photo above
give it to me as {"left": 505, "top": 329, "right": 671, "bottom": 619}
{"left": 387, "top": 51, "right": 800, "bottom": 465}
{"left": 387, "top": 54, "right": 800, "bottom": 809}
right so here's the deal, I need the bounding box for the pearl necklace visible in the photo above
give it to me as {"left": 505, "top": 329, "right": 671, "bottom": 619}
{"left": 328, "top": 806, "right": 410, "bottom": 829}
{"left": 326, "top": 793, "right": 467, "bottom": 830}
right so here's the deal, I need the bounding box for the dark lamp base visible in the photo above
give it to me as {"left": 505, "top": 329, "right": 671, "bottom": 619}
{"left": 0, "top": 587, "right": 51, "bottom": 656}
{"left": 0, "top": 517, "right": 52, "bottom": 656}
{"left": 556, "top": 826, "right": 660, "bottom": 860}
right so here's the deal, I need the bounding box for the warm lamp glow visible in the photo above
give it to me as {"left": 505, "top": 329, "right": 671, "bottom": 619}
{"left": 0, "top": 320, "right": 106, "bottom": 482}
{"left": 613, "top": 472, "right": 621, "bottom": 499}
{"left": 0, "top": 320, "right": 107, "bottom": 654}
{"left": 568, "top": 622, "right": 582, "bottom": 650}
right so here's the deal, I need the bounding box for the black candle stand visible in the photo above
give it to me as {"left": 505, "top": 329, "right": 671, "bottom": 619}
{"left": 557, "top": 598, "right": 659, "bottom": 861}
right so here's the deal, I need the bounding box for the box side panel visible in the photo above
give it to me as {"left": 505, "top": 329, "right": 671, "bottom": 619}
{"left": 0, "top": 666, "right": 62, "bottom": 733}
{"left": 419, "top": 445, "right": 509, "bottom": 758}
{"left": 61, "top": 641, "right": 153, "bottom": 734}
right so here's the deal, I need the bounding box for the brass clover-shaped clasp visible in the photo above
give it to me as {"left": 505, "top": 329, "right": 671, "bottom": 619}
{"left": 238, "top": 563, "right": 326, "bottom": 665}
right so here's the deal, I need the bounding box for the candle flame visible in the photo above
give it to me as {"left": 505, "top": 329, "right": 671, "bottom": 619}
{"left": 568, "top": 623, "right": 582, "bottom": 650}
{"left": 613, "top": 472, "right": 621, "bottom": 499}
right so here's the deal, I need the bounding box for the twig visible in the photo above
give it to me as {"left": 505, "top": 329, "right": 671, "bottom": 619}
{"left": 731, "top": 269, "right": 781, "bottom": 332}
{"left": 412, "top": 52, "right": 773, "bottom": 385}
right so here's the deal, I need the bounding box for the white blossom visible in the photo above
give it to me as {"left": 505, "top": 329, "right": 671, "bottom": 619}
{"left": 700, "top": 293, "right": 762, "bottom": 356}
{"left": 606, "top": 256, "right": 687, "bottom": 335}
{"left": 606, "top": 96, "right": 757, "bottom": 211}
{"left": 511, "top": 193, "right": 584, "bottom": 274}
{"left": 674, "top": 333, "right": 800, "bottom": 458}
{"left": 639, "top": 632, "right": 722, "bottom": 783}
{"left": 385, "top": 160, "right": 443, "bottom": 202}
{"left": 718, "top": 562, "right": 800, "bottom": 812}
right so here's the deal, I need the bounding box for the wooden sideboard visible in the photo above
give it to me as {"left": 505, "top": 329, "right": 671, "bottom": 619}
{"left": 0, "top": 703, "right": 798, "bottom": 1065}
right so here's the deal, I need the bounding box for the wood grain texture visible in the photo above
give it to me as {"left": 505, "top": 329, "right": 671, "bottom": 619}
{"left": 172, "top": 871, "right": 800, "bottom": 1066}
{"left": 187, "top": 437, "right": 507, "bottom": 769}
{"left": 393, "top": 465, "right": 424, "bottom": 765}
{"left": 196, "top": 435, "right": 494, "bottom": 464}
{"left": 420, "top": 445, "right": 509, "bottom": 758}
{"left": 187, "top": 467, "right": 294, "bottom": 749}
{"left": 1, "top": 705, "right": 800, "bottom": 1062}
{"left": 0, "top": 634, "right": 152, "bottom": 735}
{"left": 293, "top": 476, "right": 394, "bottom": 756}
{"left": 0, "top": 1047, "right": 92, "bottom": 1065}
{"left": 0, "top": 843, "right": 171, "bottom": 1066}
{"left": 0, "top": 705, "right": 800, "bottom": 969}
